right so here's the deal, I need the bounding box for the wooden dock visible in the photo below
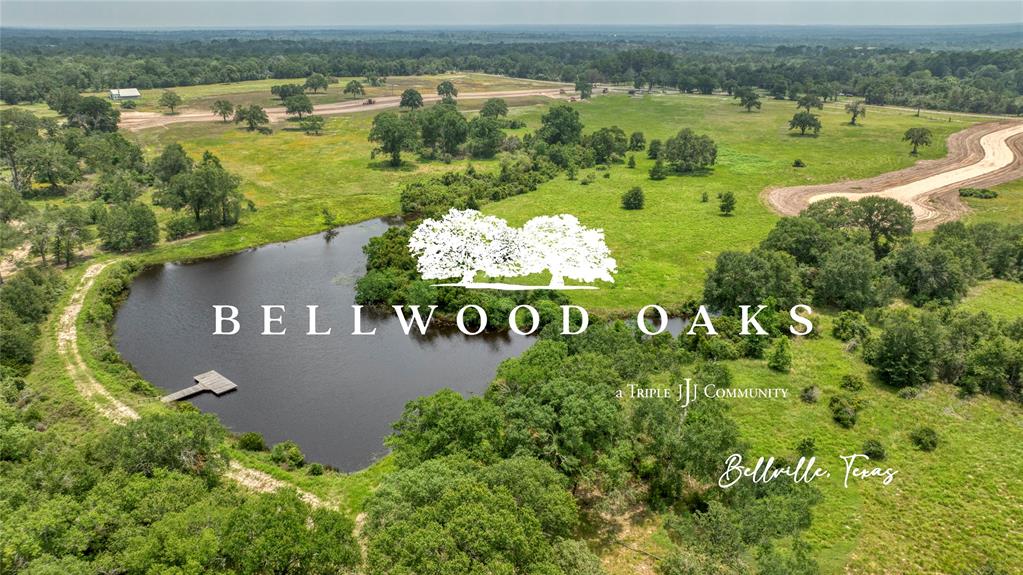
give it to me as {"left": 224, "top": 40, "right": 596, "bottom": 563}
{"left": 161, "top": 370, "right": 238, "bottom": 403}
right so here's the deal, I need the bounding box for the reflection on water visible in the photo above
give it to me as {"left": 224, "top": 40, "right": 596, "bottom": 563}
{"left": 114, "top": 218, "right": 534, "bottom": 471}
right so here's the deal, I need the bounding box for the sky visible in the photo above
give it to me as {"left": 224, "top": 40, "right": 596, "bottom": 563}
{"left": 0, "top": 1, "right": 1019, "bottom": 28}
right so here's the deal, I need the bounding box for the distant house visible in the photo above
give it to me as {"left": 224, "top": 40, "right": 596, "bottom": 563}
{"left": 109, "top": 88, "right": 141, "bottom": 100}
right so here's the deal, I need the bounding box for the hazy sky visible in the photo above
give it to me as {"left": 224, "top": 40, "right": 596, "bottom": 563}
{"left": 1, "top": 1, "right": 1019, "bottom": 28}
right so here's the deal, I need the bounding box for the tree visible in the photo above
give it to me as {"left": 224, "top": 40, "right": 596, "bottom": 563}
{"left": 67, "top": 96, "right": 120, "bottom": 133}
{"left": 845, "top": 100, "right": 866, "bottom": 125}
{"left": 22, "top": 141, "right": 80, "bottom": 190}
{"left": 865, "top": 309, "right": 939, "bottom": 387}
{"left": 629, "top": 131, "right": 646, "bottom": 151}
{"left": 270, "top": 83, "right": 304, "bottom": 99}
{"left": 789, "top": 111, "right": 822, "bottom": 135}
{"left": 158, "top": 90, "right": 183, "bottom": 114}
{"left": 538, "top": 103, "right": 583, "bottom": 145}
{"left": 98, "top": 202, "right": 159, "bottom": 251}
{"left": 0, "top": 184, "right": 30, "bottom": 283}
{"left": 480, "top": 97, "right": 508, "bottom": 118}
{"left": 158, "top": 151, "right": 246, "bottom": 229}
{"left": 299, "top": 115, "right": 326, "bottom": 135}
{"left": 150, "top": 142, "right": 193, "bottom": 184}
{"left": 735, "top": 86, "right": 761, "bottom": 112}
{"left": 233, "top": 105, "right": 269, "bottom": 131}
{"left": 419, "top": 102, "right": 469, "bottom": 156}
{"left": 622, "top": 186, "right": 644, "bottom": 210}
{"left": 343, "top": 79, "right": 365, "bottom": 97}
{"left": 436, "top": 80, "right": 458, "bottom": 100}
{"left": 1, "top": 108, "right": 42, "bottom": 193}
{"left": 369, "top": 111, "right": 419, "bottom": 167}
{"left": 649, "top": 158, "right": 667, "bottom": 180}
{"left": 399, "top": 88, "right": 423, "bottom": 111}
{"left": 24, "top": 210, "right": 55, "bottom": 265}
{"left": 628, "top": 155, "right": 636, "bottom": 168}
{"left": 585, "top": 125, "right": 628, "bottom": 164}
{"left": 45, "top": 85, "right": 81, "bottom": 116}
{"left": 814, "top": 243, "right": 885, "bottom": 310}
{"left": 767, "top": 337, "right": 793, "bottom": 372}
{"left": 662, "top": 128, "right": 717, "bottom": 172}
{"left": 50, "top": 203, "right": 91, "bottom": 266}
{"left": 283, "top": 94, "right": 313, "bottom": 119}
{"left": 575, "top": 79, "right": 593, "bottom": 99}
{"left": 646, "top": 138, "right": 662, "bottom": 159}
{"left": 887, "top": 241, "right": 970, "bottom": 305}
{"left": 520, "top": 214, "right": 617, "bottom": 287}
{"left": 760, "top": 216, "right": 835, "bottom": 266}
{"left": 303, "top": 72, "right": 329, "bottom": 93}
{"left": 796, "top": 93, "right": 824, "bottom": 112}
{"left": 466, "top": 116, "right": 504, "bottom": 159}
{"left": 408, "top": 208, "right": 517, "bottom": 284}
{"left": 719, "top": 191, "right": 736, "bottom": 215}
{"left": 95, "top": 411, "right": 227, "bottom": 483}
{"left": 211, "top": 99, "right": 234, "bottom": 122}
{"left": 386, "top": 389, "right": 504, "bottom": 467}
{"left": 903, "top": 127, "right": 932, "bottom": 154}
{"left": 855, "top": 196, "right": 914, "bottom": 258}
{"left": 703, "top": 249, "right": 805, "bottom": 310}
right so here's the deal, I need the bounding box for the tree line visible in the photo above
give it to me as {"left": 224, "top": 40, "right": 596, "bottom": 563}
{"left": 2, "top": 32, "right": 1020, "bottom": 114}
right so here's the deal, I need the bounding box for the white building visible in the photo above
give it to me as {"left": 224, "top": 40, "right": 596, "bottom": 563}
{"left": 109, "top": 88, "right": 141, "bottom": 100}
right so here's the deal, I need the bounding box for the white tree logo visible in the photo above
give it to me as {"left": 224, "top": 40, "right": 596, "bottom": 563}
{"left": 408, "top": 209, "right": 616, "bottom": 290}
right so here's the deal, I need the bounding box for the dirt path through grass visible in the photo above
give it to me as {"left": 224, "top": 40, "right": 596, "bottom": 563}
{"left": 57, "top": 261, "right": 326, "bottom": 507}
{"left": 765, "top": 120, "right": 1023, "bottom": 228}
{"left": 121, "top": 88, "right": 566, "bottom": 131}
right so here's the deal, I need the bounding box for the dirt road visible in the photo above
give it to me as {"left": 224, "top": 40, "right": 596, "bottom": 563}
{"left": 764, "top": 120, "right": 1023, "bottom": 229}
{"left": 58, "top": 262, "right": 326, "bottom": 507}
{"left": 120, "top": 88, "right": 567, "bottom": 131}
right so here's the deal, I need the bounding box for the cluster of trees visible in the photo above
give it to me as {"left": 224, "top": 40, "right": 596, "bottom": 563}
{"left": 702, "top": 194, "right": 1023, "bottom": 402}
{"left": 2, "top": 30, "right": 1020, "bottom": 114}
{"left": 366, "top": 322, "right": 821, "bottom": 573}
{"left": 152, "top": 146, "right": 251, "bottom": 237}
{"left": 0, "top": 405, "right": 360, "bottom": 573}
{"left": 0, "top": 267, "right": 64, "bottom": 367}
{"left": 369, "top": 90, "right": 514, "bottom": 165}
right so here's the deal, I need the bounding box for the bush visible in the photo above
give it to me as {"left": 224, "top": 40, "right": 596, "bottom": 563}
{"left": 308, "top": 462, "right": 324, "bottom": 476}
{"left": 958, "top": 187, "right": 997, "bottom": 199}
{"left": 237, "top": 431, "right": 266, "bottom": 451}
{"left": 840, "top": 374, "right": 865, "bottom": 392}
{"left": 910, "top": 427, "right": 939, "bottom": 451}
{"left": 649, "top": 158, "right": 667, "bottom": 180}
{"left": 270, "top": 440, "right": 305, "bottom": 469}
{"left": 832, "top": 311, "right": 870, "bottom": 342}
{"left": 828, "top": 394, "right": 862, "bottom": 428}
{"left": 796, "top": 437, "right": 815, "bottom": 457}
{"left": 767, "top": 337, "right": 792, "bottom": 372}
{"left": 700, "top": 191, "right": 708, "bottom": 203}
{"left": 580, "top": 173, "right": 597, "bottom": 185}
{"left": 628, "top": 155, "right": 636, "bottom": 168}
{"left": 622, "top": 186, "right": 645, "bottom": 210}
{"left": 164, "top": 215, "right": 198, "bottom": 241}
{"left": 800, "top": 385, "right": 821, "bottom": 404}
{"left": 793, "top": 158, "right": 806, "bottom": 167}
{"left": 862, "top": 439, "right": 886, "bottom": 460}
{"left": 898, "top": 386, "right": 921, "bottom": 399}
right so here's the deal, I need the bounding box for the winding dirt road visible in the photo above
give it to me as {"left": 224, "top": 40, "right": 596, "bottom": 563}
{"left": 58, "top": 262, "right": 326, "bottom": 507}
{"left": 120, "top": 88, "right": 566, "bottom": 131}
{"left": 765, "top": 120, "right": 1023, "bottom": 229}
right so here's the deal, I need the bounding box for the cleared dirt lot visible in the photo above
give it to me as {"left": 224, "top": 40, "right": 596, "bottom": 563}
{"left": 765, "top": 120, "right": 1023, "bottom": 229}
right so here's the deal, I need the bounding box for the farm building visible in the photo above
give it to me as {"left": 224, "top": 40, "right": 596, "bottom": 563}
{"left": 109, "top": 88, "right": 141, "bottom": 100}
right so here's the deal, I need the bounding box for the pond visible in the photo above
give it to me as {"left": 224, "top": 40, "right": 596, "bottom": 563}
{"left": 113, "top": 218, "right": 534, "bottom": 472}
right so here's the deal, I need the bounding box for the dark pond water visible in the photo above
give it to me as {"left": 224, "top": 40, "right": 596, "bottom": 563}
{"left": 114, "top": 218, "right": 534, "bottom": 471}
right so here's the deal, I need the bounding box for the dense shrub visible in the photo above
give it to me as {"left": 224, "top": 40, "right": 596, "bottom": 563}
{"left": 840, "top": 374, "right": 865, "bottom": 392}
{"left": 237, "top": 431, "right": 267, "bottom": 451}
{"left": 958, "top": 187, "right": 998, "bottom": 199}
{"left": 796, "top": 437, "right": 816, "bottom": 456}
{"left": 832, "top": 310, "right": 870, "bottom": 342}
{"left": 910, "top": 427, "right": 939, "bottom": 451}
{"left": 767, "top": 337, "right": 792, "bottom": 372}
{"left": 800, "top": 386, "right": 821, "bottom": 404}
{"left": 164, "top": 215, "right": 198, "bottom": 240}
{"left": 270, "top": 440, "right": 305, "bottom": 469}
{"left": 622, "top": 186, "right": 645, "bottom": 210}
{"left": 828, "top": 394, "right": 862, "bottom": 428}
{"left": 862, "top": 439, "right": 886, "bottom": 460}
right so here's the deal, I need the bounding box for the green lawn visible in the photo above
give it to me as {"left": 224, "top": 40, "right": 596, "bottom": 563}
{"left": 723, "top": 311, "right": 1023, "bottom": 574}
{"left": 961, "top": 177, "right": 1023, "bottom": 226}
{"left": 485, "top": 94, "right": 976, "bottom": 312}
